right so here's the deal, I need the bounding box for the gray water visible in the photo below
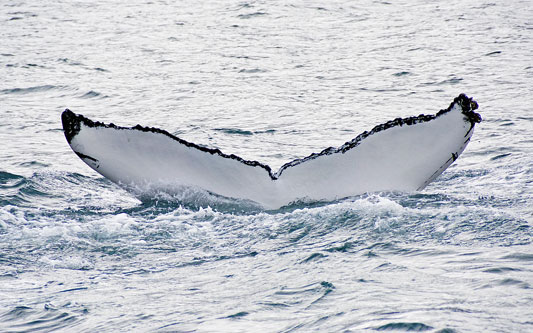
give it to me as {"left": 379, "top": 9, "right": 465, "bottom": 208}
{"left": 1, "top": 0, "right": 532, "bottom": 332}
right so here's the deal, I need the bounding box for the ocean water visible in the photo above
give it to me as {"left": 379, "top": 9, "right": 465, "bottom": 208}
{"left": 1, "top": 0, "right": 532, "bottom": 331}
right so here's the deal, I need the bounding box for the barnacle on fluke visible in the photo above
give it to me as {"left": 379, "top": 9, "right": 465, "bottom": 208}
{"left": 62, "top": 94, "right": 480, "bottom": 209}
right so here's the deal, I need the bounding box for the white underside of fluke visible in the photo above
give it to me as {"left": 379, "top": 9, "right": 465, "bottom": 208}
{"left": 63, "top": 95, "right": 479, "bottom": 210}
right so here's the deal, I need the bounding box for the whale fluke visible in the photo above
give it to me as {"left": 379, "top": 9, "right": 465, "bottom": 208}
{"left": 61, "top": 94, "right": 481, "bottom": 209}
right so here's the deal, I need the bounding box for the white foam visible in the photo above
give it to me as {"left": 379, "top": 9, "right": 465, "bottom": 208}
{"left": 93, "top": 213, "right": 137, "bottom": 236}
{"left": 39, "top": 255, "right": 94, "bottom": 270}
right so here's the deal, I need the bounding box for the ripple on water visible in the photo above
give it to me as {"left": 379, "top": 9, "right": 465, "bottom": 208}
{"left": 0, "top": 305, "right": 81, "bottom": 332}
{"left": 237, "top": 12, "right": 267, "bottom": 19}
{"left": 0, "top": 85, "right": 58, "bottom": 94}
{"left": 79, "top": 90, "right": 107, "bottom": 99}
{"left": 393, "top": 71, "right": 411, "bottom": 76}
{"left": 0, "top": 171, "right": 27, "bottom": 206}
{"left": 375, "top": 322, "right": 434, "bottom": 331}
{"left": 213, "top": 127, "right": 254, "bottom": 135}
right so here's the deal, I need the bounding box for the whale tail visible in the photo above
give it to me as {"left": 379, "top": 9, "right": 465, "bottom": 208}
{"left": 62, "top": 94, "right": 480, "bottom": 209}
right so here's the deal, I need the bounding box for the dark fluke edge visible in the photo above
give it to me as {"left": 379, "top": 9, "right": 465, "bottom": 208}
{"left": 275, "top": 93, "right": 480, "bottom": 178}
{"left": 61, "top": 108, "right": 277, "bottom": 178}
{"left": 61, "top": 94, "right": 481, "bottom": 209}
{"left": 61, "top": 93, "right": 480, "bottom": 181}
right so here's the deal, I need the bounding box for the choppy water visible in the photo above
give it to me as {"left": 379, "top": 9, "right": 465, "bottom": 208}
{"left": 1, "top": 0, "right": 532, "bottom": 332}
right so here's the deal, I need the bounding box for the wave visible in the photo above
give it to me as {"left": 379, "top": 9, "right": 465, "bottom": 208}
{"left": 0, "top": 85, "right": 59, "bottom": 95}
{"left": 0, "top": 305, "right": 81, "bottom": 332}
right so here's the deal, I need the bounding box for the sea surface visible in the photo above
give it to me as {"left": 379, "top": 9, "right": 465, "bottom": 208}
{"left": 1, "top": 0, "right": 532, "bottom": 332}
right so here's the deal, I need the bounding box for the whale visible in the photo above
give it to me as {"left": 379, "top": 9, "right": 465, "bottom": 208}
{"left": 61, "top": 94, "right": 481, "bottom": 210}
